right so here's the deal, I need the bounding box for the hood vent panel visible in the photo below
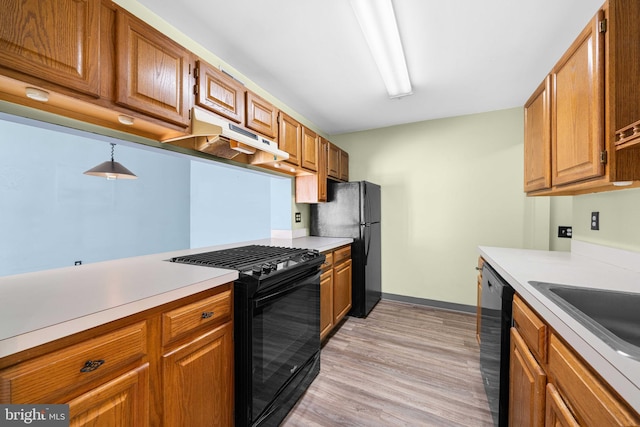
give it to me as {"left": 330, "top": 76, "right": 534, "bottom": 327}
{"left": 163, "top": 107, "right": 289, "bottom": 160}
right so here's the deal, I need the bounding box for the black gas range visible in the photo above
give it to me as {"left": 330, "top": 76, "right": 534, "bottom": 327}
{"left": 170, "top": 244, "right": 323, "bottom": 283}
{"left": 170, "top": 244, "right": 324, "bottom": 427}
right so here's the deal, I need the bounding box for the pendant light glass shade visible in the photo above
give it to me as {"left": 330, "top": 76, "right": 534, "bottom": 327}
{"left": 83, "top": 143, "right": 137, "bottom": 180}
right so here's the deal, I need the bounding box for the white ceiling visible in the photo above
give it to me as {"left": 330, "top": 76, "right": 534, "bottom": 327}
{"left": 137, "top": 0, "right": 605, "bottom": 136}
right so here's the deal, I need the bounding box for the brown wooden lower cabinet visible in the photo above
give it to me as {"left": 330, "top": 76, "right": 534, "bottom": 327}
{"left": 545, "top": 383, "right": 580, "bottom": 427}
{"left": 0, "top": 284, "right": 234, "bottom": 427}
{"left": 320, "top": 268, "right": 334, "bottom": 340}
{"left": 333, "top": 258, "right": 352, "bottom": 323}
{"left": 162, "top": 321, "right": 233, "bottom": 427}
{"left": 319, "top": 245, "right": 352, "bottom": 340}
{"left": 509, "top": 294, "right": 640, "bottom": 427}
{"left": 509, "top": 328, "right": 546, "bottom": 427}
{"left": 68, "top": 364, "right": 149, "bottom": 426}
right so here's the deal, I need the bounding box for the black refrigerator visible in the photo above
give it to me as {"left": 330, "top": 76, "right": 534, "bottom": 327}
{"left": 310, "top": 181, "right": 381, "bottom": 318}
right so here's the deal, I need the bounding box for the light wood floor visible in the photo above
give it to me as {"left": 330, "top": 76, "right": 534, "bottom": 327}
{"left": 281, "top": 300, "right": 494, "bottom": 427}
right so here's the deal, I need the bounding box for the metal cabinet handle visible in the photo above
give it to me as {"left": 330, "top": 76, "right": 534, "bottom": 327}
{"left": 201, "top": 311, "right": 214, "bottom": 319}
{"left": 80, "top": 359, "right": 105, "bottom": 373}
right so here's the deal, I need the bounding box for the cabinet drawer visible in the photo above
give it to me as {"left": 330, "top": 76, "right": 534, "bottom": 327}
{"left": 321, "top": 252, "right": 333, "bottom": 271}
{"left": 333, "top": 246, "right": 351, "bottom": 265}
{"left": 0, "top": 322, "right": 147, "bottom": 403}
{"left": 548, "top": 333, "right": 640, "bottom": 426}
{"left": 513, "top": 294, "right": 547, "bottom": 363}
{"left": 162, "top": 289, "right": 231, "bottom": 346}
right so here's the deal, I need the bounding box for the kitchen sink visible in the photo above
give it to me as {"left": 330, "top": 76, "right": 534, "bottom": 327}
{"left": 530, "top": 282, "right": 640, "bottom": 361}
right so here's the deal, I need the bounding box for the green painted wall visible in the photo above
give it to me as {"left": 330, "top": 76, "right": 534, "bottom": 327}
{"left": 333, "top": 107, "right": 531, "bottom": 306}
{"left": 572, "top": 188, "right": 640, "bottom": 252}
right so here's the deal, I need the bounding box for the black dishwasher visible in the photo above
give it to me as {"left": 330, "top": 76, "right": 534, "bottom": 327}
{"left": 479, "top": 263, "right": 514, "bottom": 427}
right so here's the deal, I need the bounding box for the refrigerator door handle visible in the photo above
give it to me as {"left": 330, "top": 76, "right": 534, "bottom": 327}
{"left": 362, "top": 224, "right": 371, "bottom": 266}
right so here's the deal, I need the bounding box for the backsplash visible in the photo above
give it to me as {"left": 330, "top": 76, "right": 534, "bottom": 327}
{"left": 572, "top": 187, "right": 640, "bottom": 253}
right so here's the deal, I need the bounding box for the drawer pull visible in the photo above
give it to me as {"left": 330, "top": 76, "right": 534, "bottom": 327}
{"left": 80, "top": 359, "right": 105, "bottom": 373}
{"left": 201, "top": 311, "right": 214, "bottom": 319}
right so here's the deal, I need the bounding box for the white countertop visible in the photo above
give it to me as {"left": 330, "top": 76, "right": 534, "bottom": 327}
{"left": 0, "top": 236, "right": 352, "bottom": 358}
{"left": 479, "top": 240, "right": 640, "bottom": 413}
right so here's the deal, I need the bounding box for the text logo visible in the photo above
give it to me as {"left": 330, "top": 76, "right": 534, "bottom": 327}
{"left": 0, "top": 405, "right": 69, "bottom": 426}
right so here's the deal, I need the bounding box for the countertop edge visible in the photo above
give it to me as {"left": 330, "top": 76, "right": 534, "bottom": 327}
{"left": 0, "top": 236, "right": 352, "bottom": 359}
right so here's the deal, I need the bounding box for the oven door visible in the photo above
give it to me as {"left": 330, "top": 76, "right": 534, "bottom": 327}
{"left": 251, "top": 269, "right": 320, "bottom": 422}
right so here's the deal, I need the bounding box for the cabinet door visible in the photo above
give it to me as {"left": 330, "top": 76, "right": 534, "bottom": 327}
{"left": 320, "top": 269, "right": 334, "bottom": 341}
{"left": 162, "top": 321, "right": 233, "bottom": 427}
{"left": 328, "top": 143, "right": 340, "bottom": 179}
{"left": 318, "top": 137, "right": 328, "bottom": 201}
{"left": 548, "top": 333, "right": 640, "bottom": 426}
{"left": 196, "top": 60, "right": 245, "bottom": 124}
{"left": 545, "top": 383, "right": 580, "bottom": 427}
{"left": 333, "top": 259, "right": 352, "bottom": 323}
{"left": 278, "top": 112, "right": 301, "bottom": 167}
{"left": 301, "top": 127, "right": 319, "bottom": 172}
{"left": 295, "top": 137, "right": 327, "bottom": 203}
{"left": 246, "top": 91, "right": 277, "bottom": 138}
{"left": 509, "top": 328, "right": 546, "bottom": 427}
{"left": 524, "top": 77, "right": 552, "bottom": 192}
{"left": 116, "top": 11, "right": 191, "bottom": 128}
{"left": 68, "top": 364, "right": 149, "bottom": 427}
{"left": 551, "top": 11, "right": 605, "bottom": 186}
{"left": 0, "top": 0, "right": 100, "bottom": 97}
{"left": 340, "top": 150, "right": 349, "bottom": 182}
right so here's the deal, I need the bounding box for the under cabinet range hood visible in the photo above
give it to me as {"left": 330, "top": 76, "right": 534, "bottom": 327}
{"left": 163, "top": 107, "right": 289, "bottom": 160}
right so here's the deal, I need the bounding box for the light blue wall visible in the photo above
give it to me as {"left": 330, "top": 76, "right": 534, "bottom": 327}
{"left": 270, "top": 177, "right": 292, "bottom": 230}
{"left": 0, "top": 116, "right": 191, "bottom": 276}
{"left": 190, "top": 161, "right": 274, "bottom": 247}
{"left": 0, "top": 114, "right": 294, "bottom": 277}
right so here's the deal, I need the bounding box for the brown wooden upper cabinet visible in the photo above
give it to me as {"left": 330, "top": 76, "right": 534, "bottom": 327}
{"left": 328, "top": 143, "right": 341, "bottom": 179}
{"left": 296, "top": 136, "right": 328, "bottom": 203}
{"left": 116, "top": 11, "right": 192, "bottom": 128}
{"left": 0, "top": 0, "right": 101, "bottom": 97}
{"left": 195, "top": 60, "right": 245, "bottom": 124}
{"left": 523, "top": 77, "right": 552, "bottom": 192}
{"left": 340, "top": 150, "right": 349, "bottom": 182}
{"left": 278, "top": 111, "right": 302, "bottom": 167}
{"left": 551, "top": 10, "right": 605, "bottom": 187}
{"left": 524, "top": 0, "right": 640, "bottom": 195}
{"left": 301, "top": 126, "right": 319, "bottom": 172}
{"left": 328, "top": 142, "right": 349, "bottom": 182}
{"left": 246, "top": 90, "right": 278, "bottom": 139}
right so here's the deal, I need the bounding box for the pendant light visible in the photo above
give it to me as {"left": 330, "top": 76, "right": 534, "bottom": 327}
{"left": 83, "top": 143, "right": 137, "bottom": 180}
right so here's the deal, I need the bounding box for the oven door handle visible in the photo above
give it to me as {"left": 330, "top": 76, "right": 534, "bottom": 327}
{"left": 253, "top": 271, "right": 320, "bottom": 309}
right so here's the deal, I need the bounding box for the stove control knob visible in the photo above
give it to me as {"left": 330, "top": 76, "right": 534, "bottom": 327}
{"left": 252, "top": 265, "right": 263, "bottom": 276}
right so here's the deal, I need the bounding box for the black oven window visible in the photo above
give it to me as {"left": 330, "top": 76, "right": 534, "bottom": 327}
{"left": 251, "top": 277, "right": 319, "bottom": 418}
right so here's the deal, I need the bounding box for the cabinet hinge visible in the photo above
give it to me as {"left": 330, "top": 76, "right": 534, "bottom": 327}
{"left": 193, "top": 84, "right": 199, "bottom": 96}
{"left": 600, "top": 151, "right": 608, "bottom": 164}
{"left": 193, "top": 66, "right": 199, "bottom": 79}
{"left": 599, "top": 19, "right": 607, "bottom": 33}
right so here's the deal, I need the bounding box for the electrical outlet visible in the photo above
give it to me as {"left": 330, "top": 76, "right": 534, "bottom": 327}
{"left": 558, "top": 226, "right": 572, "bottom": 238}
{"left": 295, "top": 212, "right": 301, "bottom": 223}
{"left": 591, "top": 212, "right": 599, "bottom": 230}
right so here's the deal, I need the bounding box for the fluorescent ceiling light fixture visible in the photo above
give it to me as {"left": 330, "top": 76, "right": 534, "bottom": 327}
{"left": 350, "top": 0, "right": 412, "bottom": 98}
